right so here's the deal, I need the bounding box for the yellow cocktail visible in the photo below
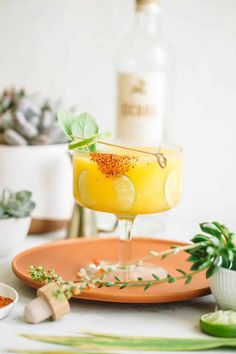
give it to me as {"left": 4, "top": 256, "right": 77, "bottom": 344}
{"left": 73, "top": 145, "right": 183, "bottom": 218}
{"left": 57, "top": 109, "right": 183, "bottom": 279}
{"left": 73, "top": 143, "right": 183, "bottom": 278}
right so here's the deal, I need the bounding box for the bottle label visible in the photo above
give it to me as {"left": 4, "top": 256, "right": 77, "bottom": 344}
{"left": 117, "top": 72, "right": 166, "bottom": 143}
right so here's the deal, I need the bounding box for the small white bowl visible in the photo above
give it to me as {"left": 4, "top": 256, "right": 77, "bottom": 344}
{"left": 210, "top": 267, "right": 236, "bottom": 310}
{"left": 0, "top": 283, "right": 18, "bottom": 319}
{"left": 0, "top": 216, "right": 31, "bottom": 258}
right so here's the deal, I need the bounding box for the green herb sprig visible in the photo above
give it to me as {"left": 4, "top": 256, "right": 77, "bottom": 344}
{"left": 57, "top": 110, "right": 111, "bottom": 152}
{"left": 29, "top": 221, "right": 236, "bottom": 299}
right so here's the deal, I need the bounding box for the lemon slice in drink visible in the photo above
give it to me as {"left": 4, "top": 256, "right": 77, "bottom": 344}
{"left": 200, "top": 310, "right": 236, "bottom": 337}
{"left": 78, "top": 170, "right": 90, "bottom": 205}
{"left": 165, "top": 170, "right": 181, "bottom": 208}
{"left": 113, "top": 175, "right": 135, "bottom": 212}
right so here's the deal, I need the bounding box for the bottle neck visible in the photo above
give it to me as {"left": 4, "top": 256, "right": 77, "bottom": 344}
{"left": 135, "top": 4, "right": 161, "bottom": 34}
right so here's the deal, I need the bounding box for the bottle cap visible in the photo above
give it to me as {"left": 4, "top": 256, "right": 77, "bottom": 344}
{"left": 136, "top": 0, "right": 160, "bottom": 11}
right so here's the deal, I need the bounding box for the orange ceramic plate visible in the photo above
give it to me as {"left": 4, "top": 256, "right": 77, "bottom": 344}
{"left": 12, "top": 237, "right": 210, "bottom": 303}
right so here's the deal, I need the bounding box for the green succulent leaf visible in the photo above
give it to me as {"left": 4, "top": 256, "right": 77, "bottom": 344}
{"left": 206, "top": 264, "right": 218, "bottom": 278}
{"left": 200, "top": 222, "right": 222, "bottom": 239}
{"left": 221, "top": 257, "right": 232, "bottom": 269}
{"left": 191, "top": 234, "right": 209, "bottom": 243}
{"left": 0, "top": 188, "right": 35, "bottom": 219}
{"left": 186, "top": 255, "right": 200, "bottom": 262}
{"left": 190, "top": 260, "right": 209, "bottom": 271}
{"left": 231, "top": 256, "right": 236, "bottom": 271}
{"left": 212, "top": 221, "right": 229, "bottom": 238}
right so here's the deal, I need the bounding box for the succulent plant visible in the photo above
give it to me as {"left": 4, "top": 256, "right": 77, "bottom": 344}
{"left": 0, "top": 88, "right": 68, "bottom": 145}
{"left": 0, "top": 189, "right": 36, "bottom": 219}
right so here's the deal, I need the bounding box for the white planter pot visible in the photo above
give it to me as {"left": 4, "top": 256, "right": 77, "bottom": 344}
{"left": 0, "top": 217, "right": 31, "bottom": 258}
{"left": 210, "top": 267, "right": 236, "bottom": 311}
{"left": 0, "top": 144, "right": 73, "bottom": 225}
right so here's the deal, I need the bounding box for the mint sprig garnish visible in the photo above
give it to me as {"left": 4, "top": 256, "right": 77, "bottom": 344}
{"left": 57, "top": 110, "right": 110, "bottom": 151}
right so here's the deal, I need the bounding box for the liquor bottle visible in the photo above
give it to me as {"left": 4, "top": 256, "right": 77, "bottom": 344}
{"left": 116, "top": 0, "right": 173, "bottom": 144}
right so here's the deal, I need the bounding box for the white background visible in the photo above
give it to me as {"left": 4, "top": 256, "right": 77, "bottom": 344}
{"left": 0, "top": 0, "right": 236, "bottom": 224}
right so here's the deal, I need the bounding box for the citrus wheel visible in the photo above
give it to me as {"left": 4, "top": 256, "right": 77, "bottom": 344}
{"left": 113, "top": 175, "right": 135, "bottom": 212}
{"left": 165, "top": 170, "right": 181, "bottom": 208}
{"left": 200, "top": 310, "right": 236, "bottom": 338}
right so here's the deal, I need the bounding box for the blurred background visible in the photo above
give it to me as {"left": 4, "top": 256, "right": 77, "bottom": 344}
{"left": 0, "top": 0, "right": 235, "bottom": 233}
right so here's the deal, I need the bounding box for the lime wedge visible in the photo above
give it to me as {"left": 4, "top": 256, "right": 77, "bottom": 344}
{"left": 165, "top": 170, "right": 181, "bottom": 208}
{"left": 200, "top": 310, "right": 236, "bottom": 337}
{"left": 113, "top": 175, "right": 135, "bottom": 212}
{"left": 78, "top": 170, "right": 90, "bottom": 205}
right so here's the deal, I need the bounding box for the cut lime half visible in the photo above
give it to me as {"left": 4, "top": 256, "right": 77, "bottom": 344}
{"left": 113, "top": 175, "right": 135, "bottom": 212}
{"left": 200, "top": 310, "right": 236, "bottom": 338}
{"left": 165, "top": 170, "right": 181, "bottom": 208}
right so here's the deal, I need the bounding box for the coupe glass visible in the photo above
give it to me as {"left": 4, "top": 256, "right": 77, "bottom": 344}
{"left": 73, "top": 142, "right": 183, "bottom": 280}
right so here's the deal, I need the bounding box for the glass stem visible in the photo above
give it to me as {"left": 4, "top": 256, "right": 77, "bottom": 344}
{"left": 118, "top": 217, "right": 135, "bottom": 267}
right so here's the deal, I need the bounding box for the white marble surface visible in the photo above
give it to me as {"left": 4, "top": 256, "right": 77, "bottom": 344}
{"left": 0, "top": 217, "right": 234, "bottom": 354}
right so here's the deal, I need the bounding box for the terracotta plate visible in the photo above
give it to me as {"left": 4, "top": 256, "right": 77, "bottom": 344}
{"left": 12, "top": 237, "right": 210, "bottom": 303}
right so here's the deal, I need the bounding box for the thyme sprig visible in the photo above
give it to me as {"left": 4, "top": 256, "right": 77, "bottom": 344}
{"left": 29, "top": 222, "right": 236, "bottom": 300}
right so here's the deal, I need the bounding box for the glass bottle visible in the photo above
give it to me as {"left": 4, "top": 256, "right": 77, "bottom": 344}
{"left": 116, "top": 0, "right": 174, "bottom": 144}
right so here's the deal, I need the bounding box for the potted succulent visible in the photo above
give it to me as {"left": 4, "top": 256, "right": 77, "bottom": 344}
{"left": 0, "top": 189, "right": 35, "bottom": 257}
{"left": 0, "top": 88, "right": 72, "bottom": 233}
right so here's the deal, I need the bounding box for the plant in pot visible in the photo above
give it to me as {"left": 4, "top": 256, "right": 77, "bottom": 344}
{"left": 0, "top": 189, "right": 35, "bottom": 258}
{"left": 0, "top": 88, "right": 72, "bottom": 234}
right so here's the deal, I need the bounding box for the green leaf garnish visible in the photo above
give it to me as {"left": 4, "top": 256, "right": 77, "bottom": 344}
{"left": 71, "top": 112, "right": 98, "bottom": 137}
{"left": 57, "top": 110, "right": 110, "bottom": 152}
{"left": 57, "top": 110, "right": 75, "bottom": 139}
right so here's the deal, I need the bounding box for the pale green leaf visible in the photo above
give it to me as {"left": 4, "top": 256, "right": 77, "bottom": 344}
{"left": 57, "top": 110, "right": 74, "bottom": 139}
{"left": 71, "top": 112, "right": 98, "bottom": 138}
